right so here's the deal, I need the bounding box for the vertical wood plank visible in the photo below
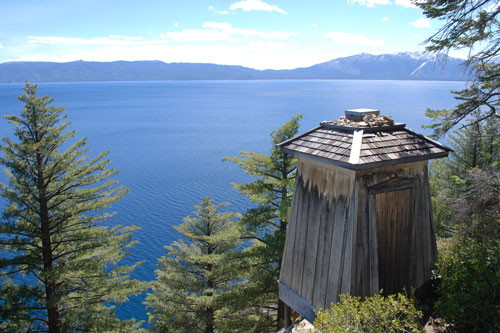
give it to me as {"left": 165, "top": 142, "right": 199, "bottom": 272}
{"left": 368, "top": 193, "right": 379, "bottom": 295}
{"left": 290, "top": 183, "right": 311, "bottom": 292}
{"left": 301, "top": 188, "right": 322, "bottom": 303}
{"left": 316, "top": 196, "right": 337, "bottom": 308}
{"left": 375, "top": 192, "right": 386, "bottom": 294}
{"left": 409, "top": 180, "right": 418, "bottom": 290}
{"left": 288, "top": 177, "right": 306, "bottom": 291}
{"left": 351, "top": 182, "right": 365, "bottom": 297}
{"left": 312, "top": 195, "right": 329, "bottom": 307}
{"left": 280, "top": 176, "right": 302, "bottom": 286}
{"left": 324, "top": 196, "right": 347, "bottom": 305}
{"left": 340, "top": 190, "right": 355, "bottom": 295}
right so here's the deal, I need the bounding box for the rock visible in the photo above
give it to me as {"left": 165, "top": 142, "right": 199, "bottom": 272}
{"left": 327, "top": 114, "right": 395, "bottom": 128}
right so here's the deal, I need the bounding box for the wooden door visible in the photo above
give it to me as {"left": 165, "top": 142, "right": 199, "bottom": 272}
{"left": 373, "top": 188, "right": 415, "bottom": 295}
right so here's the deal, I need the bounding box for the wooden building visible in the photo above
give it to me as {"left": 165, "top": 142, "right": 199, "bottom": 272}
{"left": 278, "top": 109, "right": 451, "bottom": 323}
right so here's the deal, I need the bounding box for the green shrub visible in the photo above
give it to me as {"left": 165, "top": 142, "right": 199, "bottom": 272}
{"left": 433, "top": 169, "right": 500, "bottom": 332}
{"left": 435, "top": 228, "right": 500, "bottom": 332}
{"left": 314, "top": 292, "right": 422, "bottom": 333}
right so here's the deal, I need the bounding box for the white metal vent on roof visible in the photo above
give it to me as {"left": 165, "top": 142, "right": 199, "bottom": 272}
{"left": 345, "top": 108, "right": 380, "bottom": 121}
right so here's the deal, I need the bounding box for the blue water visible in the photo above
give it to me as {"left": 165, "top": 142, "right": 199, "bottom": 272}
{"left": 0, "top": 80, "right": 464, "bottom": 325}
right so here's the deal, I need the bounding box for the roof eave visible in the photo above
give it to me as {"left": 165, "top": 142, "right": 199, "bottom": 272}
{"left": 403, "top": 127, "right": 454, "bottom": 152}
{"left": 281, "top": 147, "right": 450, "bottom": 171}
{"left": 276, "top": 125, "right": 322, "bottom": 148}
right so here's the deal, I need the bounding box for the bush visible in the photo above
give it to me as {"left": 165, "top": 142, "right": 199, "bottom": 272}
{"left": 433, "top": 169, "right": 500, "bottom": 332}
{"left": 435, "top": 229, "right": 500, "bottom": 332}
{"left": 314, "top": 292, "right": 422, "bottom": 333}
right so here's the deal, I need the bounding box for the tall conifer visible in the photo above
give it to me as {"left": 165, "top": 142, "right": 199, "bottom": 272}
{"left": 222, "top": 115, "right": 301, "bottom": 330}
{"left": 0, "top": 82, "right": 145, "bottom": 331}
{"left": 429, "top": 112, "right": 499, "bottom": 236}
{"left": 416, "top": 0, "right": 500, "bottom": 137}
{"left": 146, "top": 196, "right": 242, "bottom": 332}
{"left": 417, "top": 2, "right": 500, "bottom": 329}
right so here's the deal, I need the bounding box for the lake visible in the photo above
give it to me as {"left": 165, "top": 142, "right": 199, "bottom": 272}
{"left": 0, "top": 79, "right": 464, "bottom": 324}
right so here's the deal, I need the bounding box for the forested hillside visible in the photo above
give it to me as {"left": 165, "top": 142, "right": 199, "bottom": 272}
{"left": 0, "top": 52, "right": 466, "bottom": 83}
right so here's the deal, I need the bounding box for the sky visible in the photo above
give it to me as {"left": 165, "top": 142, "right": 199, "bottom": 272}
{"left": 0, "top": 0, "right": 465, "bottom": 70}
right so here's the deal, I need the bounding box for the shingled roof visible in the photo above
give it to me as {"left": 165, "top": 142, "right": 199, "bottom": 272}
{"left": 278, "top": 110, "right": 451, "bottom": 170}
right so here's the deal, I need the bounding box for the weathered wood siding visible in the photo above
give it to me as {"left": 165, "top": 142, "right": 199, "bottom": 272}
{"left": 280, "top": 159, "right": 356, "bottom": 309}
{"left": 280, "top": 158, "right": 438, "bottom": 313}
{"left": 352, "top": 161, "right": 437, "bottom": 297}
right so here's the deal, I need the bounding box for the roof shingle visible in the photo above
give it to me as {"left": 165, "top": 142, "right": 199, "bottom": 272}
{"left": 279, "top": 122, "right": 451, "bottom": 170}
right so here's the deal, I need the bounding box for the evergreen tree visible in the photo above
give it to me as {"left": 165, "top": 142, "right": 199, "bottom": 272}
{"left": 429, "top": 110, "right": 499, "bottom": 236}
{"left": 0, "top": 82, "right": 145, "bottom": 332}
{"left": 222, "top": 115, "right": 301, "bottom": 331}
{"left": 418, "top": 0, "right": 500, "bottom": 235}
{"left": 417, "top": 3, "right": 500, "bottom": 329}
{"left": 416, "top": 0, "right": 500, "bottom": 137}
{"left": 145, "top": 196, "right": 242, "bottom": 333}
{"left": 434, "top": 168, "right": 500, "bottom": 331}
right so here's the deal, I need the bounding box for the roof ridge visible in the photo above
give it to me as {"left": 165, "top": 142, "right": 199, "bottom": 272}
{"left": 348, "top": 130, "right": 363, "bottom": 164}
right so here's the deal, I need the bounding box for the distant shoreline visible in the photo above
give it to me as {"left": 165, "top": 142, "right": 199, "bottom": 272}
{"left": 0, "top": 78, "right": 468, "bottom": 85}
{"left": 0, "top": 52, "right": 468, "bottom": 84}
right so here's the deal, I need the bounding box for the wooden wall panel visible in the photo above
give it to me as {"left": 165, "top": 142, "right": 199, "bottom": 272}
{"left": 280, "top": 158, "right": 438, "bottom": 316}
{"left": 351, "top": 179, "right": 379, "bottom": 298}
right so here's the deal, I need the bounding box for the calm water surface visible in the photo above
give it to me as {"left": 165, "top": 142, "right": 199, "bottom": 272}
{"left": 0, "top": 80, "right": 464, "bottom": 324}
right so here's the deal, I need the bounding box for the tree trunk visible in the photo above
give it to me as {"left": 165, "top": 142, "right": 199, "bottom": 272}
{"left": 277, "top": 182, "right": 289, "bottom": 327}
{"left": 278, "top": 299, "right": 287, "bottom": 328}
{"left": 38, "top": 156, "right": 61, "bottom": 333}
{"left": 205, "top": 311, "right": 214, "bottom": 333}
{"left": 284, "top": 303, "right": 291, "bottom": 328}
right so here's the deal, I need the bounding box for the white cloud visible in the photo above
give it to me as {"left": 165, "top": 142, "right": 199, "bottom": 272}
{"left": 209, "top": 5, "right": 228, "bottom": 15}
{"left": 347, "top": 0, "right": 390, "bottom": 7}
{"left": 324, "top": 32, "right": 384, "bottom": 46}
{"left": 311, "top": 24, "right": 319, "bottom": 28}
{"left": 162, "top": 29, "right": 236, "bottom": 41}
{"left": 395, "top": 0, "right": 418, "bottom": 8}
{"left": 410, "top": 17, "right": 430, "bottom": 28}
{"left": 174, "top": 22, "right": 179, "bottom": 27}
{"left": 382, "top": 17, "right": 389, "bottom": 22}
{"left": 0, "top": 42, "right": 3, "bottom": 49}
{"left": 349, "top": 0, "right": 420, "bottom": 7}
{"left": 203, "top": 22, "right": 233, "bottom": 30}
{"left": 108, "top": 35, "right": 142, "bottom": 41}
{"left": 162, "top": 22, "right": 295, "bottom": 41}
{"left": 349, "top": 0, "right": 419, "bottom": 7}
{"left": 8, "top": 30, "right": 426, "bottom": 70}
{"left": 229, "top": 0, "right": 286, "bottom": 14}
{"left": 12, "top": 38, "right": 326, "bottom": 70}
{"left": 248, "top": 40, "right": 287, "bottom": 50}
{"left": 27, "top": 35, "right": 158, "bottom": 46}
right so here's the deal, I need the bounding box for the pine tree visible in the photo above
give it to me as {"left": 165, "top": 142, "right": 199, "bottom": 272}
{"left": 0, "top": 82, "right": 145, "bottom": 332}
{"left": 145, "top": 196, "right": 242, "bottom": 332}
{"left": 417, "top": 2, "right": 500, "bottom": 329}
{"left": 221, "top": 115, "right": 301, "bottom": 331}
{"left": 416, "top": 0, "right": 500, "bottom": 137}
{"left": 428, "top": 112, "right": 499, "bottom": 236}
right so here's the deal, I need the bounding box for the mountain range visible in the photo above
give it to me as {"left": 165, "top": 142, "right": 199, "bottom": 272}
{"left": 0, "top": 52, "right": 468, "bottom": 83}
